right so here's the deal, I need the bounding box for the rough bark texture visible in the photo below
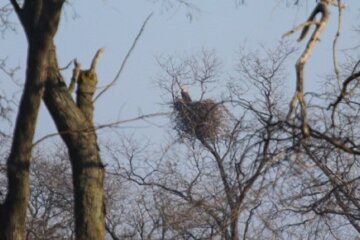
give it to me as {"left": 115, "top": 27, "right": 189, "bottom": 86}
{"left": 44, "top": 46, "right": 105, "bottom": 240}
{"left": 0, "top": 1, "right": 64, "bottom": 239}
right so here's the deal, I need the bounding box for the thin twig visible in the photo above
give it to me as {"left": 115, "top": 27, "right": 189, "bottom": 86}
{"left": 33, "top": 112, "right": 170, "bottom": 147}
{"left": 59, "top": 59, "right": 74, "bottom": 71}
{"left": 329, "top": 71, "right": 360, "bottom": 109}
{"left": 93, "top": 12, "right": 153, "bottom": 102}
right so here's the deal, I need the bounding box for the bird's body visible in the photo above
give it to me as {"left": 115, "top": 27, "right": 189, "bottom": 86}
{"left": 181, "top": 86, "right": 192, "bottom": 104}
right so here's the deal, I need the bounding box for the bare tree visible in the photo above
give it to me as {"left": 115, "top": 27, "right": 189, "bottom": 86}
{"left": 26, "top": 146, "right": 74, "bottom": 240}
{"left": 104, "top": 44, "right": 298, "bottom": 239}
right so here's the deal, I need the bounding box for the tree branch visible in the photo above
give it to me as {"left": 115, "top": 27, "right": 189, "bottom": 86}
{"left": 90, "top": 48, "right": 105, "bottom": 72}
{"left": 332, "top": 0, "right": 344, "bottom": 88}
{"left": 287, "top": 1, "right": 330, "bottom": 137}
{"left": 33, "top": 112, "right": 170, "bottom": 146}
{"left": 9, "top": 0, "right": 22, "bottom": 19}
{"left": 94, "top": 12, "right": 153, "bottom": 102}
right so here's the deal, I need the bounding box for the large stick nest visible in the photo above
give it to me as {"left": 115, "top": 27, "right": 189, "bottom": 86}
{"left": 172, "top": 99, "right": 226, "bottom": 141}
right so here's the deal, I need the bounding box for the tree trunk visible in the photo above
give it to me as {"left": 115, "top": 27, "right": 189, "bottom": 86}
{"left": 0, "top": 1, "right": 64, "bottom": 239}
{"left": 230, "top": 218, "right": 240, "bottom": 240}
{"left": 43, "top": 46, "right": 105, "bottom": 240}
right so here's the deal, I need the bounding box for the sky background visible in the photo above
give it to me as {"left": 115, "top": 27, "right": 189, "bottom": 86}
{"left": 1, "top": 0, "right": 360, "bottom": 147}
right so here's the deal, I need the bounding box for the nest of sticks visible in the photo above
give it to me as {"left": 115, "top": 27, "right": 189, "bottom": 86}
{"left": 173, "top": 99, "right": 225, "bottom": 141}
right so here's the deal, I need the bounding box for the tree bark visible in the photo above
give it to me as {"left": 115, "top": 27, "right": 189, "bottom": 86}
{"left": 0, "top": 1, "right": 64, "bottom": 239}
{"left": 43, "top": 46, "right": 105, "bottom": 240}
{"left": 230, "top": 218, "right": 240, "bottom": 240}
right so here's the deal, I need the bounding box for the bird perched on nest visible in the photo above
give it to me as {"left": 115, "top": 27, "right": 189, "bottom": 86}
{"left": 173, "top": 86, "right": 225, "bottom": 141}
{"left": 181, "top": 86, "right": 192, "bottom": 104}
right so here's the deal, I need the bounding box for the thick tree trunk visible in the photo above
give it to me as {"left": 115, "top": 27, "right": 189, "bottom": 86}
{"left": 43, "top": 46, "right": 105, "bottom": 240}
{"left": 0, "top": 1, "right": 64, "bottom": 239}
{"left": 0, "top": 37, "right": 48, "bottom": 240}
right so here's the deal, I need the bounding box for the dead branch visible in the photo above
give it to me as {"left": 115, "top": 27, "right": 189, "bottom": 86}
{"left": 282, "top": 20, "right": 319, "bottom": 39}
{"left": 332, "top": 0, "right": 344, "bottom": 88}
{"left": 90, "top": 48, "right": 105, "bottom": 73}
{"left": 76, "top": 48, "right": 105, "bottom": 122}
{"left": 68, "top": 59, "right": 81, "bottom": 94}
{"left": 286, "top": 0, "right": 331, "bottom": 137}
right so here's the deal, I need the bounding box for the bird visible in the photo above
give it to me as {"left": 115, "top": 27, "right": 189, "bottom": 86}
{"left": 181, "top": 86, "right": 192, "bottom": 104}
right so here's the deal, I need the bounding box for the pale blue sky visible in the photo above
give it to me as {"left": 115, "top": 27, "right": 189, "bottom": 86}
{"left": 1, "top": 0, "right": 360, "bottom": 144}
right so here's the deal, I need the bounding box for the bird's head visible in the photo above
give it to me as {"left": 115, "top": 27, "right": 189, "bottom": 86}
{"left": 181, "top": 86, "right": 189, "bottom": 93}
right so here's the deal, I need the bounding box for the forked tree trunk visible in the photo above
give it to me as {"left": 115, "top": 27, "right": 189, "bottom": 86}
{"left": 43, "top": 46, "right": 105, "bottom": 240}
{"left": 0, "top": 1, "right": 64, "bottom": 239}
